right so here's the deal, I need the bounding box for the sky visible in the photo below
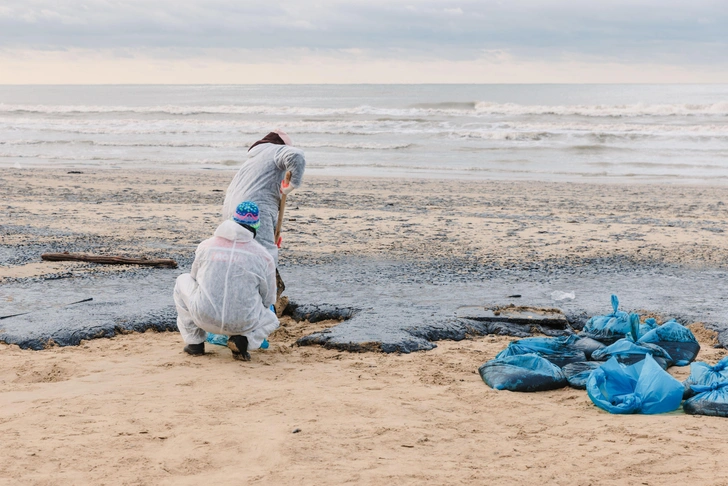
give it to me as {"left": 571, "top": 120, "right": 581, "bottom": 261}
{"left": 0, "top": 0, "right": 726, "bottom": 84}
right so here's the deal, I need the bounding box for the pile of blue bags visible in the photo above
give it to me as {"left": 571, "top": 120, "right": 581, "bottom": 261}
{"left": 478, "top": 295, "right": 725, "bottom": 417}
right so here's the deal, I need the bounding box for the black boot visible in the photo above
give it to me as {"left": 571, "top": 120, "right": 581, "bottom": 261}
{"left": 227, "top": 335, "right": 251, "bottom": 361}
{"left": 183, "top": 342, "right": 205, "bottom": 356}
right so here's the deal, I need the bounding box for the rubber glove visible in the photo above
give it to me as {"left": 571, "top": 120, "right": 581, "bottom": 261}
{"left": 280, "top": 179, "right": 294, "bottom": 196}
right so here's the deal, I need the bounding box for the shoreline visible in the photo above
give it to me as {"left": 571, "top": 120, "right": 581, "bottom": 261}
{"left": 6, "top": 165, "right": 728, "bottom": 187}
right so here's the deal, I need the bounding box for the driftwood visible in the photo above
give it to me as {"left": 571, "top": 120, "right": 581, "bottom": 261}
{"left": 41, "top": 252, "right": 177, "bottom": 268}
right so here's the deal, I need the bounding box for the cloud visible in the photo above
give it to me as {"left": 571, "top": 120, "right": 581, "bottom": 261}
{"left": 0, "top": 0, "right": 726, "bottom": 82}
{"left": 0, "top": 1, "right": 725, "bottom": 59}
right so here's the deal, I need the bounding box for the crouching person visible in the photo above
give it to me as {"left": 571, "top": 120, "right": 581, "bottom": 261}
{"left": 173, "top": 201, "right": 278, "bottom": 361}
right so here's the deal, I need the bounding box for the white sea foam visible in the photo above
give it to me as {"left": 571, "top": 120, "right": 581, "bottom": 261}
{"left": 2, "top": 101, "right": 728, "bottom": 118}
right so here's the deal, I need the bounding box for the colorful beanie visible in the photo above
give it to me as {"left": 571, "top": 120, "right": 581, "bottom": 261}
{"left": 232, "top": 201, "right": 260, "bottom": 229}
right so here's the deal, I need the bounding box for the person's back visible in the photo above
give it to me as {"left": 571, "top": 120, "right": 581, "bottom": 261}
{"left": 222, "top": 131, "right": 305, "bottom": 263}
{"left": 189, "top": 220, "right": 277, "bottom": 334}
{"left": 174, "top": 201, "right": 278, "bottom": 361}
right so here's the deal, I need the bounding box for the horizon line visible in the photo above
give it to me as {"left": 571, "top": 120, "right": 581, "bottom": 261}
{"left": 1, "top": 82, "right": 727, "bottom": 86}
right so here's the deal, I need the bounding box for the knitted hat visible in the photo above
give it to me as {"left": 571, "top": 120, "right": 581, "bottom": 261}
{"left": 232, "top": 201, "right": 260, "bottom": 230}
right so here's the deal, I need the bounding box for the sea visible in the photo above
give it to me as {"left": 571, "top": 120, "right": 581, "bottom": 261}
{"left": 1, "top": 84, "right": 727, "bottom": 183}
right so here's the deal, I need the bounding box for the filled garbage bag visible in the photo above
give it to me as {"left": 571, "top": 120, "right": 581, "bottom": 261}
{"left": 636, "top": 320, "right": 700, "bottom": 367}
{"left": 590, "top": 338, "right": 672, "bottom": 369}
{"left": 590, "top": 314, "right": 672, "bottom": 368}
{"left": 571, "top": 336, "right": 606, "bottom": 360}
{"left": 586, "top": 355, "right": 683, "bottom": 414}
{"left": 496, "top": 336, "right": 587, "bottom": 368}
{"left": 682, "top": 357, "right": 728, "bottom": 398}
{"left": 580, "top": 295, "right": 632, "bottom": 344}
{"left": 684, "top": 380, "right": 728, "bottom": 417}
{"left": 562, "top": 361, "right": 602, "bottom": 389}
{"left": 479, "top": 353, "right": 567, "bottom": 392}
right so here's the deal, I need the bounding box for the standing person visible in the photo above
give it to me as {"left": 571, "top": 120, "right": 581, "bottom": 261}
{"left": 222, "top": 130, "right": 306, "bottom": 266}
{"left": 174, "top": 201, "right": 278, "bottom": 361}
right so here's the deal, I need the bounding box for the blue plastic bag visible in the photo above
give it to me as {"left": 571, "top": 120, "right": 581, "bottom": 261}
{"left": 636, "top": 320, "right": 700, "bottom": 367}
{"left": 580, "top": 295, "right": 632, "bottom": 344}
{"left": 586, "top": 355, "right": 683, "bottom": 414}
{"left": 682, "top": 357, "right": 728, "bottom": 398}
{"left": 496, "top": 336, "right": 587, "bottom": 368}
{"left": 684, "top": 380, "right": 728, "bottom": 417}
{"left": 562, "top": 361, "right": 602, "bottom": 389}
{"left": 479, "top": 354, "right": 567, "bottom": 392}
{"left": 590, "top": 313, "right": 671, "bottom": 368}
{"left": 590, "top": 338, "right": 672, "bottom": 369}
{"left": 206, "top": 332, "right": 228, "bottom": 346}
{"left": 571, "top": 336, "right": 606, "bottom": 361}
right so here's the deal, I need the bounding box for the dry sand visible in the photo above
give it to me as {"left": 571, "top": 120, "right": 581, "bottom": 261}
{"left": 3, "top": 169, "right": 728, "bottom": 485}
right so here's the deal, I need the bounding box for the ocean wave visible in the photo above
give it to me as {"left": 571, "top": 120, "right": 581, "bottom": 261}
{"left": 0, "top": 139, "right": 249, "bottom": 149}
{"left": 410, "top": 101, "right": 478, "bottom": 110}
{"left": 297, "top": 142, "right": 413, "bottom": 150}
{"left": 472, "top": 101, "right": 728, "bottom": 117}
{"left": 1, "top": 101, "right": 727, "bottom": 118}
{"left": 452, "top": 131, "right": 553, "bottom": 141}
{"left": 304, "top": 161, "right": 727, "bottom": 177}
{"left": 0, "top": 139, "right": 414, "bottom": 151}
{"left": 588, "top": 161, "right": 728, "bottom": 170}
{"left": 4, "top": 114, "right": 728, "bottom": 141}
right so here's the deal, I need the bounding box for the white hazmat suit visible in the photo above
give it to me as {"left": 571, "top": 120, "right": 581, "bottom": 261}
{"left": 174, "top": 220, "right": 278, "bottom": 350}
{"left": 222, "top": 143, "right": 306, "bottom": 264}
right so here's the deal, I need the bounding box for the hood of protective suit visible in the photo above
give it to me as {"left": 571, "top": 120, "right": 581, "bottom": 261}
{"left": 214, "top": 219, "right": 255, "bottom": 242}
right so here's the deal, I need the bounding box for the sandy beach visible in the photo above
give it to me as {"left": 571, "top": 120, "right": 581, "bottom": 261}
{"left": 3, "top": 168, "right": 728, "bottom": 485}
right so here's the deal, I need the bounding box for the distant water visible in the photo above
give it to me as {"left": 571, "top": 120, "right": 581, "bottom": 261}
{"left": 1, "top": 84, "right": 727, "bottom": 183}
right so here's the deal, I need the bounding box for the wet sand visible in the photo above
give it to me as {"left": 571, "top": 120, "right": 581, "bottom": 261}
{"left": 3, "top": 168, "right": 728, "bottom": 484}
{"left": 4, "top": 168, "right": 728, "bottom": 279}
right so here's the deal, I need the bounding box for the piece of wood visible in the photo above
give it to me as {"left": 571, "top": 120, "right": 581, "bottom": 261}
{"left": 41, "top": 252, "right": 177, "bottom": 268}
{"left": 274, "top": 171, "right": 293, "bottom": 245}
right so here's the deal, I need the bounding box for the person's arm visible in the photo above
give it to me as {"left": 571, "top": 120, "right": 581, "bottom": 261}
{"left": 190, "top": 240, "right": 209, "bottom": 279}
{"left": 273, "top": 146, "right": 306, "bottom": 189}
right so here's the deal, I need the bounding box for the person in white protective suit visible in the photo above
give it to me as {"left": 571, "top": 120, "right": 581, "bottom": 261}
{"left": 222, "top": 130, "right": 306, "bottom": 266}
{"left": 173, "top": 201, "right": 278, "bottom": 361}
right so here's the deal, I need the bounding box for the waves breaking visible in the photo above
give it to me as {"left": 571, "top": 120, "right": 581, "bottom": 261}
{"left": 2, "top": 101, "right": 728, "bottom": 118}
{"left": 2, "top": 84, "right": 728, "bottom": 183}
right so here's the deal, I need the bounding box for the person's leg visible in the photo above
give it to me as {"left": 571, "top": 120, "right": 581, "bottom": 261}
{"left": 173, "top": 274, "right": 206, "bottom": 354}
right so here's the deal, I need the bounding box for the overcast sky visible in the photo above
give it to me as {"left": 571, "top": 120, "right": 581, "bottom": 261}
{"left": 1, "top": 0, "right": 726, "bottom": 83}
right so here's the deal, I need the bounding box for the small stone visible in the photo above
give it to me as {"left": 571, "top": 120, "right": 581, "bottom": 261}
{"left": 292, "top": 428, "right": 301, "bottom": 434}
